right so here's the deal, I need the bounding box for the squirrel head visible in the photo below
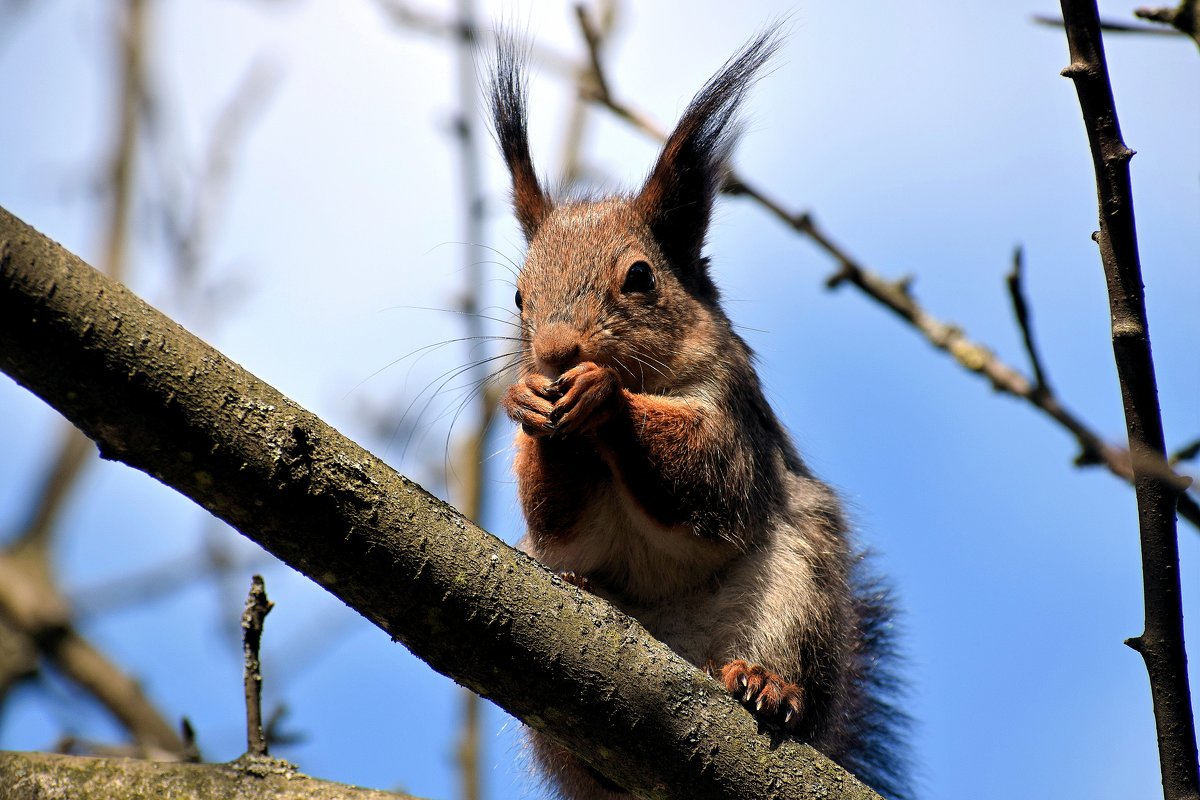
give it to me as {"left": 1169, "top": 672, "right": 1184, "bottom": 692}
{"left": 490, "top": 33, "right": 779, "bottom": 392}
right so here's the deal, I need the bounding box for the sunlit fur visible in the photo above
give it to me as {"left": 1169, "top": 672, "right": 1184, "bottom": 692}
{"left": 492, "top": 32, "right": 911, "bottom": 800}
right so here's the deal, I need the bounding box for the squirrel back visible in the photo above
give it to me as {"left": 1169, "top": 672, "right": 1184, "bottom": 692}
{"left": 490, "top": 32, "right": 911, "bottom": 800}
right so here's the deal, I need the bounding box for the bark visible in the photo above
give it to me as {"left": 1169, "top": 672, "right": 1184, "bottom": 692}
{"left": 0, "top": 751, "right": 420, "bottom": 800}
{"left": 0, "top": 204, "right": 883, "bottom": 799}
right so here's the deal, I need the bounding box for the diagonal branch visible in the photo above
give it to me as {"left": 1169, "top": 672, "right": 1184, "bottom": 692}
{"left": 0, "top": 206, "right": 883, "bottom": 800}
{"left": 1059, "top": 3, "right": 1199, "bottom": 800}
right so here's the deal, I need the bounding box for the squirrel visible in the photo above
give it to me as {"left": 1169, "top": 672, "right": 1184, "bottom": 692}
{"left": 489, "top": 31, "right": 910, "bottom": 800}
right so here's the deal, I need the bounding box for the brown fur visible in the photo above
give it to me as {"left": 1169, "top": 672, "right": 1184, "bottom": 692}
{"left": 490, "top": 31, "right": 910, "bottom": 800}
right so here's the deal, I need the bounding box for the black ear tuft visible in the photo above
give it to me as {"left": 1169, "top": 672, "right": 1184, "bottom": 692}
{"left": 490, "top": 38, "right": 551, "bottom": 241}
{"left": 635, "top": 31, "right": 780, "bottom": 290}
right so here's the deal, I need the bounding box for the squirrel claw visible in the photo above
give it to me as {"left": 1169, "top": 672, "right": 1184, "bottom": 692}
{"left": 719, "top": 659, "right": 804, "bottom": 732}
{"left": 558, "top": 571, "right": 592, "bottom": 591}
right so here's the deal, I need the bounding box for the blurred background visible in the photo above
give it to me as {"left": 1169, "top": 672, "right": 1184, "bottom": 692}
{"left": 0, "top": 1, "right": 1196, "bottom": 798}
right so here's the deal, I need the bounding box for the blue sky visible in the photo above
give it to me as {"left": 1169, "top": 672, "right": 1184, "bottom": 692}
{"left": 1, "top": 2, "right": 1197, "bottom": 799}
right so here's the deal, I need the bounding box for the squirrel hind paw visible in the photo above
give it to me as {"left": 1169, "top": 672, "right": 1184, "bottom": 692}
{"left": 718, "top": 659, "right": 803, "bottom": 731}
{"left": 558, "top": 571, "right": 593, "bottom": 591}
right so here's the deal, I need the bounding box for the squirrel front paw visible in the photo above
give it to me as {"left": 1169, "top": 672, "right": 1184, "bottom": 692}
{"left": 719, "top": 659, "right": 803, "bottom": 731}
{"left": 502, "top": 374, "right": 560, "bottom": 437}
{"left": 547, "top": 362, "right": 621, "bottom": 435}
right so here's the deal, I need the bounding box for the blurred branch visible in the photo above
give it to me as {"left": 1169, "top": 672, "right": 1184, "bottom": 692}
{"left": 559, "top": 1, "right": 618, "bottom": 187}
{"left": 0, "top": 550, "right": 185, "bottom": 756}
{"left": 0, "top": 751, "right": 424, "bottom": 800}
{"left": 449, "top": 2, "right": 485, "bottom": 798}
{"left": 70, "top": 531, "right": 270, "bottom": 621}
{"left": 1136, "top": 1, "right": 1200, "bottom": 47}
{"left": 1033, "top": 12, "right": 1186, "bottom": 35}
{"left": 8, "top": 426, "right": 93, "bottom": 551}
{"left": 1171, "top": 439, "right": 1200, "bottom": 466}
{"left": 0, "top": 206, "right": 885, "bottom": 800}
{"left": 572, "top": 11, "right": 1200, "bottom": 532}
{"left": 148, "top": 56, "right": 280, "bottom": 313}
{"left": 1059, "top": 3, "right": 1200, "bottom": 800}
{"left": 372, "top": 0, "right": 576, "bottom": 75}
{"left": 0, "top": 615, "right": 37, "bottom": 701}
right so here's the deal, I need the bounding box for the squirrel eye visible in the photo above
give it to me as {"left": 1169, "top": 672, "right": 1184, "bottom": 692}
{"left": 514, "top": 289, "right": 523, "bottom": 310}
{"left": 621, "top": 261, "right": 655, "bottom": 294}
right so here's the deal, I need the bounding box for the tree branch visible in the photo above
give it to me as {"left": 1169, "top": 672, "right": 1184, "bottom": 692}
{"left": 1005, "top": 245, "right": 1053, "bottom": 396}
{"left": 0, "top": 751, "right": 421, "bottom": 800}
{"left": 1135, "top": 1, "right": 1200, "bottom": 47}
{"left": 1059, "top": 2, "right": 1200, "bottom": 799}
{"left": 0, "top": 206, "right": 883, "bottom": 799}
{"left": 241, "top": 575, "right": 273, "bottom": 758}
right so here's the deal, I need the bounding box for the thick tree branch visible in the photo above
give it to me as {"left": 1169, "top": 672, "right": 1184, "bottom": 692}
{"left": 0, "top": 206, "right": 883, "bottom": 799}
{"left": 1059, "top": 3, "right": 1200, "bottom": 799}
{"left": 0, "top": 751, "right": 420, "bottom": 800}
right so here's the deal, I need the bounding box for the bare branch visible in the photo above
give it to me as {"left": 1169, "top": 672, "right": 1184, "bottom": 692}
{"left": 1059, "top": 3, "right": 1200, "bottom": 799}
{"left": 241, "top": 575, "right": 274, "bottom": 758}
{"left": 1006, "top": 246, "right": 1053, "bottom": 396}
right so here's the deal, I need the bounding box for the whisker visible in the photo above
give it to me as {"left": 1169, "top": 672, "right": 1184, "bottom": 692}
{"left": 424, "top": 240, "right": 523, "bottom": 279}
{"left": 394, "top": 351, "right": 519, "bottom": 463}
{"left": 376, "top": 304, "right": 525, "bottom": 331}
{"left": 625, "top": 344, "right": 672, "bottom": 382}
{"left": 345, "top": 334, "right": 522, "bottom": 399}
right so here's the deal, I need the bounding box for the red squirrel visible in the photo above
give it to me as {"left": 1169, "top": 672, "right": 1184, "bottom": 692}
{"left": 491, "top": 32, "right": 909, "bottom": 800}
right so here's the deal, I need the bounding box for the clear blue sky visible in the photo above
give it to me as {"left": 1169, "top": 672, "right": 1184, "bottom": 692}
{"left": 1, "top": 2, "right": 1197, "bottom": 799}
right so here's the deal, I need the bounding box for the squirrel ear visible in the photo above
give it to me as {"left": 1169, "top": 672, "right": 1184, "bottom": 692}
{"left": 490, "top": 38, "right": 551, "bottom": 241}
{"left": 635, "top": 31, "right": 779, "bottom": 275}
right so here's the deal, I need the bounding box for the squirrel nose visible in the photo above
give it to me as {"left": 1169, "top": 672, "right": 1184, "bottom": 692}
{"left": 533, "top": 323, "right": 582, "bottom": 376}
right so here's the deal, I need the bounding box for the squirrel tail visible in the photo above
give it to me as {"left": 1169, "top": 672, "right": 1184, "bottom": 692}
{"left": 843, "top": 555, "right": 916, "bottom": 800}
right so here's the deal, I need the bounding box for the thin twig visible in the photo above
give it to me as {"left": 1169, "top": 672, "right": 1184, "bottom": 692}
{"left": 1059, "top": 2, "right": 1200, "bottom": 799}
{"left": 571, "top": 13, "right": 1200, "bottom": 532}
{"left": 1006, "top": 245, "right": 1053, "bottom": 396}
{"left": 241, "top": 574, "right": 274, "bottom": 758}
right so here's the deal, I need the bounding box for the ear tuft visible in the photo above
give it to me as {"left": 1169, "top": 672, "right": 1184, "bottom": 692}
{"left": 490, "top": 38, "right": 551, "bottom": 241}
{"left": 635, "top": 31, "right": 781, "bottom": 283}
